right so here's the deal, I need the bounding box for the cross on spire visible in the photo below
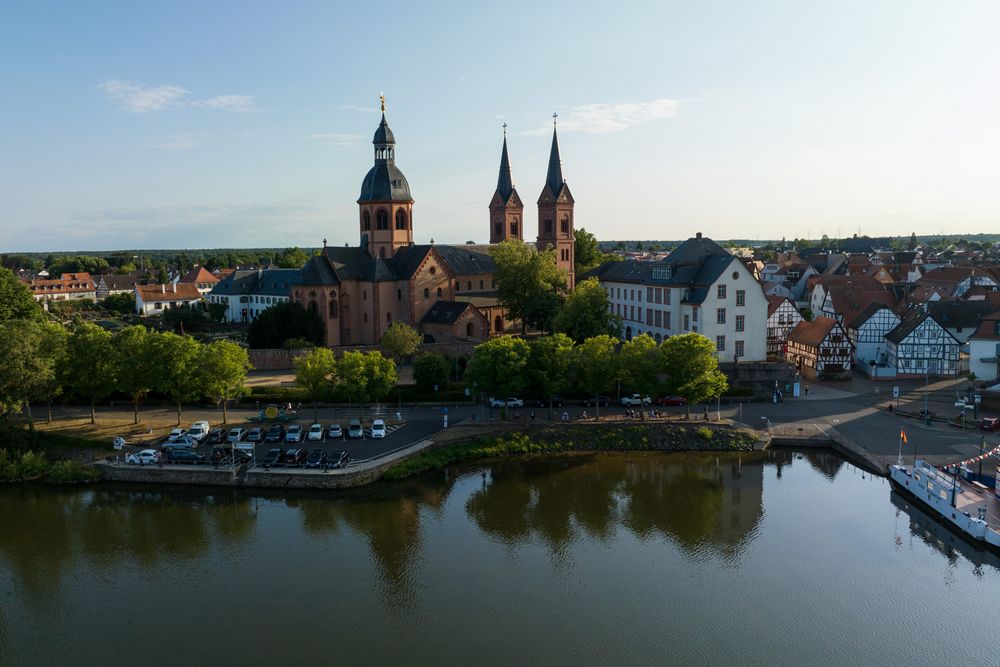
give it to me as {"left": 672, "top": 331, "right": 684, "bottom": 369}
{"left": 502, "top": 122, "right": 507, "bottom": 137}
{"left": 553, "top": 112, "right": 558, "bottom": 126}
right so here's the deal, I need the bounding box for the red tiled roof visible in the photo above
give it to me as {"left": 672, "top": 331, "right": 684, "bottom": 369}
{"left": 787, "top": 317, "right": 839, "bottom": 348}
{"left": 767, "top": 295, "right": 792, "bottom": 317}
{"left": 181, "top": 266, "right": 220, "bottom": 284}
{"left": 971, "top": 312, "right": 1000, "bottom": 341}
{"left": 136, "top": 283, "right": 202, "bottom": 302}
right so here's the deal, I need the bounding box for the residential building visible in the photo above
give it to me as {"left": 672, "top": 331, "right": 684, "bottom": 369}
{"left": 766, "top": 296, "right": 803, "bottom": 357}
{"left": 925, "top": 300, "right": 994, "bottom": 344}
{"left": 135, "top": 283, "right": 203, "bottom": 315}
{"left": 22, "top": 273, "right": 96, "bottom": 301}
{"left": 969, "top": 312, "right": 1000, "bottom": 382}
{"left": 846, "top": 303, "right": 900, "bottom": 375}
{"left": 179, "top": 266, "right": 222, "bottom": 295}
{"left": 588, "top": 233, "right": 768, "bottom": 361}
{"left": 208, "top": 268, "right": 302, "bottom": 323}
{"left": 93, "top": 273, "right": 144, "bottom": 298}
{"left": 785, "top": 316, "right": 854, "bottom": 380}
{"left": 884, "top": 310, "right": 960, "bottom": 378}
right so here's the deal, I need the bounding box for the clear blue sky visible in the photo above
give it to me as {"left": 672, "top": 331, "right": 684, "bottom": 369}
{"left": 2, "top": 0, "right": 998, "bottom": 252}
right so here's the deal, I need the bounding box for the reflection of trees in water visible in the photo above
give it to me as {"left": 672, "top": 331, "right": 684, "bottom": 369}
{"left": 0, "top": 486, "right": 256, "bottom": 601}
{"left": 466, "top": 453, "right": 765, "bottom": 563}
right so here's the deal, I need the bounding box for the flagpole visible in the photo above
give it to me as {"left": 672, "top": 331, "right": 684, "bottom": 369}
{"left": 897, "top": 430, "right": 902, "bottom": 467}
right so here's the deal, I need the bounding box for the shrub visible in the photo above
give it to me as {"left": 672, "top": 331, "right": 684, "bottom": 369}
{"left": 48, "top": 460, "right": 102, "bottom": 483}
{"left": 695, "top": 426, "right": 714, "bottom": 442}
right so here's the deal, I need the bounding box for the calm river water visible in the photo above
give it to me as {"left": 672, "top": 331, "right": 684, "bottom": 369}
{"left": 2, "top": 450, "right": 999, "bottom": 666}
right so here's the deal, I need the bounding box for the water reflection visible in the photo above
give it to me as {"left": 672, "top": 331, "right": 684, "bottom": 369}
{"left": 466, "top": 452, "right": 767, "bottom": 562}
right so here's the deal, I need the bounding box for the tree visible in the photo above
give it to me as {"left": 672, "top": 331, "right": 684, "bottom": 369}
{"left": 334, "top": 351, "right": 398, "bottom": 404}
{"left": 362, "top": 351, "right": 398, "bottom": 402}
{"left": 277, "top": 247, "right": 311, "bottom": 269}
{"left": 380, "top": 322, "right": 422, "bottom": 360}
{"left": 0, "top": 320, "right": 59, "bottom": 433}
{"left": 529, "top": 333, "right": 575, "bottom": 418}
{"left": 659, "top": 333, "right": 728, "bottom": 417}
{"left": 294, "top": 347, "right": 337, "bottom": 420}
{"left": 151, "top": 332, "right": 203, "bottom": 425}
{"left": 489, "top": 240, "right": 566, "bottom": 333}
{"left": 413, "top": 353, "right": 451, "bottom": 391}
{"left": 619, "top": 334, "right": 659, "bottom": 418}
{"left": 247, "top": 301, "right": 324, "bottom": 349}
{"left": 574, "top": 228, "right": 601, "bottom": 273}
{"left": 33, "top": 321, "right": 68, "bottom": 424}
{"left": 114, "top": 326, "right": 160, "bottom": 424}
{"left": 336, "top": 351, "right": 369, "bottom": 405}
{"left": 102, "top": 292, "right": 135, "bottom": 315}
{"left": 0, "top": 267, "right": 41, "bottom": 321}
{"left": 200, "top": 340, "right": 251, "bottom": 423}
{"left": 162, "top": 303, "right": 212, "bottom": 333}
{"left": 61, "top": 323, "right": 117, "bottom": 424}
{"left": 553, "top": 277, "right": 622, "bottom": 342}
{"left": 572, "top": 334, "right": 620, "bottom": 418}
{"left": 465, "top": 336, "right": 531, "bottom": 402}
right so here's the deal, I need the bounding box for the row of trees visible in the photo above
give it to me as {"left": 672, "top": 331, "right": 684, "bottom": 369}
{"left": 293, "top": 348, "right": 398, "bottom": 418}
{"left": 0, "top": 320, "right": 252, "bottom": 429}
{"left": 464, "top": 332, "right": 728, "bottom": 417}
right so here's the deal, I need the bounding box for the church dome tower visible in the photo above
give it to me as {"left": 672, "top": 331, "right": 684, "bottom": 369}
{"left": 358, "top": 96, "right": 414, "bottom": 259}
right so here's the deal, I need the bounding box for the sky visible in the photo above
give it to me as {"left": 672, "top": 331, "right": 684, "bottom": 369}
{"left": 2, "top": 0, "right": 999, "bottom": 252}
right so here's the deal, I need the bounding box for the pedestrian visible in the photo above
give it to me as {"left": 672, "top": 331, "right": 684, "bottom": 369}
{"left": 804, "top": 386, "right": 809, "bottom": 396}
{"left": 888, "top": 403, "right": 894, "bottom": 413}
{"left": 530, "top": 411, "right": 535, "bottom": 422}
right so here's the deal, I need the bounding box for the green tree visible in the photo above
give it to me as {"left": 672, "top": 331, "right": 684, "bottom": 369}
{"left": 619, "top": 333, "right": 659, "bottom": 418}
{"left": 574, "top": 228, "right": 601, "bottom": 273}
{"left": 200, "top": 340, "right": 252, "bottom": 423}
{"left": 334, "top": 351, "right": 398, "bottom": 404}
{"left": 151, "top": 332, "right": 203, "bottom": 425}
{"left": 413, "top": 353, "right": 451, "bottom": 391}
{"left": 572, "top": 334, "right": 620, "bottom": 418}
{"left": 465, "top": 336, "right": 531, "bottom": 402}
{"left": 102, "top": 292, "right": 136, "bottom": 314}
{"left": 34, "top": 321, "right": 68, "bottom": 425}
{"left": 489, "top": 239, "right": 566, "bottom": 334}
{"left": 162, "top": 303, "right": 211, "bottom": 333}
{"left": 362, "top": 351, "right": 398, "bottom": 402}
{"left": 529, "top": 333, "right": 575, "bottom": 417}
{"left": 277, "top": 247, "right": 311, "bottom": 269}
{"left": 553, "top": 277, "right": 622, "bottom": 342}
{"left": 380, "top": 322, "right": 422, "bottom": 361}
{"left": 61, "top": 323, "right": 117, "bottom": 424}
{"left": 247, "top": 301, "right": 324, "bottom": 349}
{"left": 114, "top": 326, "right": 159, "bottom": 424}
{"left": 659, "top": 333, "right": 728, "bottom": 417}
{"left": 294, "top": 347, "right": 337, "bottom": 420}
{"left": 0, "top": 267, "right": 41, "bottom": 321}
{"left": 0, "top": 320, "right": 63, "bottom": 432}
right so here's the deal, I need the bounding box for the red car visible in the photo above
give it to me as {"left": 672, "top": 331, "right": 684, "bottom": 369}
{"left": 980, "top": 417, "right": 1000, "bottom": 431}
{"left": 654, "top": 396, "right": 687, "bottom": 406}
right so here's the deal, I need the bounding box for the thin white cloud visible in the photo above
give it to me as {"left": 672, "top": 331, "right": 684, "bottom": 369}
{"left": 309, "top": 132, "right": 364, "bottom": 146}
{"left": 100, "top": 79, "right": 256, "bottom": 113}
{"left": 521, "top": 98, "right": 680, "bottom": 135}
{"left": 340, "top": 103, "right": 378, "bottom": 113}
{"left": 100, "top": 79, "right": 189, "bottom": 113}
{"left": 145, "top": 132, "right": 204, "bottom": 150}
{"left": 192, "top": 94, "right": 256, "bottom": 112}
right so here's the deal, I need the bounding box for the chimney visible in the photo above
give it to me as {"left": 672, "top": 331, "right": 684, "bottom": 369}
{"left": 696, "top": 232, "right": 703, "bottom": 239}
{"left": 161, "top": 284, "right": 166, "bottom": 294}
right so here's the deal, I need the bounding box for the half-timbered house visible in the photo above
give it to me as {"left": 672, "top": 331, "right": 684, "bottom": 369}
{"left": 785, "top": 316, "right": 855, "bottom": 381}
{"left": 766, "top": 296, "right": 803, "bottom": 357}
{"left": 884, "top": 310, "right": 961, "bottom": 378}
{"left": 846, "top": 303, "right": 900, "bottom": 375}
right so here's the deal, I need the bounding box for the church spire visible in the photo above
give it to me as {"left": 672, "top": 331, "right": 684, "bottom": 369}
{"left": 496, "top": 123, "right": 514, "bottom": 202}
{"left": 489, "top": 123, "right": 523, "bottom": 244}
{"left": 545, "top": 113, "right": 564, "bottom": 197}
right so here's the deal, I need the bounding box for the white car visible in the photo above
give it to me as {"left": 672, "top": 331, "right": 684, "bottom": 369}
{"left": 370, "top": 419, "right": 386, "bottom": 439}
{"left": 285, "top": 425, "right": 303, "bottom": 443}
{"left": 126, "top": 449, "right": 161, "bottom": 465}
{"left": 307, "top": 423, "right": 324, "bottom": 441}
{"left": 327, "top": 423, "right": 343, "bottom": 439}
{"left": 166, "top": 428, "right": 188, "bottom": 442}
{"left": 489, "top": 397, "right": 524, "bottom": 408}
{"left": 621, "top": 394, "right": 652, "bottom": 407}
{"left": 227, "top": 427, "right": 247, "bottom": 444}
{"left": 188, "top": 421, "right": 210, "bottom": 443}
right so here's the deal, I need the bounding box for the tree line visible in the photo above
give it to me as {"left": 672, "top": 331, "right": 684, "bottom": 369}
{"left": 463, "top": 332, "right": 728, "bottom": 417}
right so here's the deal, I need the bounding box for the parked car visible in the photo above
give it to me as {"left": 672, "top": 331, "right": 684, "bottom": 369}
{"left": 981, "top": 417, "right": 1000, "bottom": 431}
{"left": 265, "top": 424, "right": 286, "bottom": 442}
{"left": 307, "top": 423, "right": 324, "bottom": 441}
{"left": 348, "top": 419, "right": 364, "bottom": 439}
{"left": 207, "top": 428, "right": 226, "bottom": 445}
{"left": 233, "top": 443, "right": 255, "bottom": 462}
{"left": 283, "top": 448, "right": 307, "bottom": 466}
{"left": 371, "top": 419, "right": 386, "bottom": 439}
{"left": 533, "top": 396, "right": 565, "bottom": 408}
{"left": 163, "top": 436, "right": 197, "bottom": 449}
{"left": 330, "top": 451, "right": 351, "bottom": 469}
{"left": 166, "top": 428, "right": 188, "bottom": 442}
{"left": 126, "top": 449, "right": 160, "bottom": 465}
{"left": 247, "top": 427, "right": 264, "bottom": 443}
{"left": 228, "top": 427, "right": 247, "bottom": 444}
{"left": 188, "top": 421, "right": 210, "bottom": 443}
{"left": 489, "top": 397, "right": 524, "bottom": 408}
{"left": 582, "top": 395, "right": 612, "bottom": 407}
{"left": 263, "top": 448, "right": 284, "bottom": 466}
{"left": 328, "top": 423, "right": 343, "bottom": 439}
{"left": 306, "top": 449, "right": 328, "bottom": 468}
{"left": 654, "top": 395, "right": 687, "bottom": 406}
{"left": 621, "top": 394, "right": 652, "bottom": 407}
{"left": 165, "top": 449, "right": 205, "bottom": 464}
{"left": 285, "top": 425, "right": 303, "bottom": 443}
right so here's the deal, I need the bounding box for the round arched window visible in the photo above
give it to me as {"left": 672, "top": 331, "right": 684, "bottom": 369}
{"left": 429, "top": 266, "right": 436, "bottom": 275}
{"left": 395, "top": 209, "right": 407, "bottom": 230}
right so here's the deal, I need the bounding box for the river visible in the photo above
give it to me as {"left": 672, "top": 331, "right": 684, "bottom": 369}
{"left": 1, "top": 450, "right": 998, "bottom": 666}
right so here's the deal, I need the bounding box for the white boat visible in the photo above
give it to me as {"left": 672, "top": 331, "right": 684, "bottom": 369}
{"left": 889, "top": 460, "right": 1000, "bottom": 552}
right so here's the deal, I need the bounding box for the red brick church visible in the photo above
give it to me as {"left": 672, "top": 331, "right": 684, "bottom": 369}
{"left": 294, "top": 101, "right": 575, "bottom": 347}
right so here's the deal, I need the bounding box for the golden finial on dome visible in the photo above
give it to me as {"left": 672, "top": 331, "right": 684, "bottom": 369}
{"left": 380, "top": 93, "right": 385, "bottom": 113}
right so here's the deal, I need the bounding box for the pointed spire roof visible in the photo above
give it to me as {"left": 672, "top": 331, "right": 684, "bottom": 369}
{"left": 544, "top": 116, "right": 565, "bottom": 197}
{"left": 495, "top": 125, "right": 516, "bottom": 202}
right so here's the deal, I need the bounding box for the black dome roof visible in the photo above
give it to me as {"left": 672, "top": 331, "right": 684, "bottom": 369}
{"left": 373, "top": 113, "right": 395, "bottom": 145}
{"left": 358, "top": 163, "right": 412, "bottom": 202}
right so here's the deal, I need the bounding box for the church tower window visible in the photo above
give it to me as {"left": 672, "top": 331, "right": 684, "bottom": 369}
{"left": 395, "top": 209, "right": 407, "bottom": 230}
{"left": 376, "top": 209, "right": 388, "bottom": 230}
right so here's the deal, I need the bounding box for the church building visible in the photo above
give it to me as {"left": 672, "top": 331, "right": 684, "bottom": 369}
{"left": 293, "top": 102, "right": 576, "bottom": 347}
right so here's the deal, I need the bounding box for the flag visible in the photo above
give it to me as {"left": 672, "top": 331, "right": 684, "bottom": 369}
{"left": 900, "top": 429, "right": 907, "bottom": 444}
